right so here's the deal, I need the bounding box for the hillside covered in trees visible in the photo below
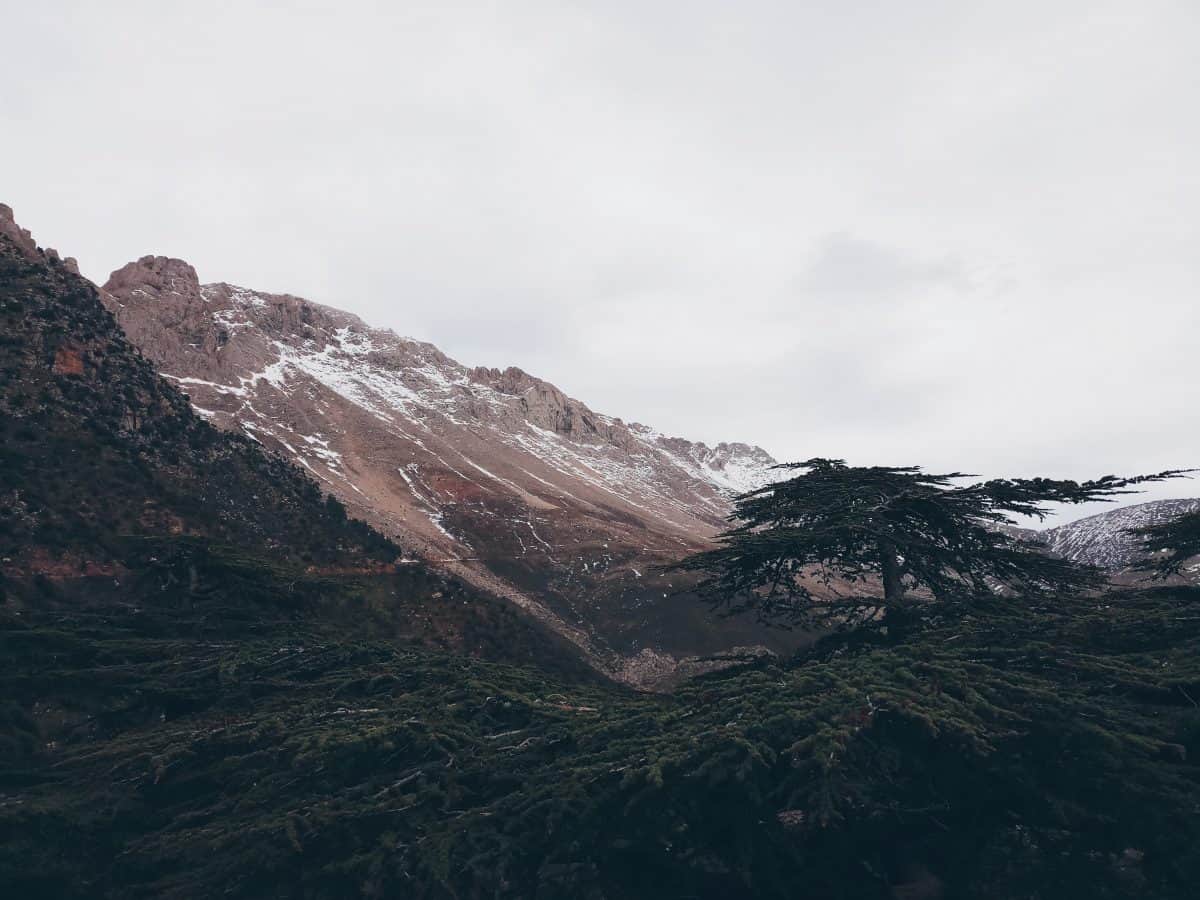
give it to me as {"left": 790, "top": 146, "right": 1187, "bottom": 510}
{"left": 5, "top": 568, "right": 1199, "bottom": 898}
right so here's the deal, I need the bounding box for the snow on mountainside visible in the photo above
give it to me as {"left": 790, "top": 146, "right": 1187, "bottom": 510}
{"left": 1039, "top": 498, "right": 1200, "bottom": 572}
{"left": 100, "top": 256, "right": 791, "bottom": 672}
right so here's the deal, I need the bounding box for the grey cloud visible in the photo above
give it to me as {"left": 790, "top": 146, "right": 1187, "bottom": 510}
{"left": 798, "top": 234, "right": 967, "bottom": 300}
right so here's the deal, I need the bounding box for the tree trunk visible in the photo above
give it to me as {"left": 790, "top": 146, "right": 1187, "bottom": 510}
{"left": 879, "top": 540, "right": 904, "bottom": 606}
{"left": 878, "top": 539, "right": 914, "bottom": 636}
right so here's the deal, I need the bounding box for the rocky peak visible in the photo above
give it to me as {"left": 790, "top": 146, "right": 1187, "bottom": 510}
{"left": 105, "top": 255, "right": 202, "bottom": 303}
{"left": 696, "top": 441, "right": 778, "bottom": 475}
{"left": 208, "top": 284, "right": 364, "bottom": 343}
{"left": 103, "top": 257, "right": 370, "bottom": 360}
{"left": 43, "top": 248, "right": 80, "bottom": 275}
{"left": 469, "top": 365, "right": 623, "bottom": 442}
{"left": 99, "top": 256, "right": 227, "bottom": 375}
{"left": 0, "top": 203, "right": 39, "bottom": 260}
{"left": 0, "top": 204, "right": 79, "bottom": 274}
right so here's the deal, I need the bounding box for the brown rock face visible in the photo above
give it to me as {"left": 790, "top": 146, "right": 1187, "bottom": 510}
{"left": 51, "top": 345, "right": 85, "bottom": 376}
{"left": 0, "top": 204, "right": 39, "bottom": 260}
{"left": 101, "top": 256, "right": 806, "bottom": 676}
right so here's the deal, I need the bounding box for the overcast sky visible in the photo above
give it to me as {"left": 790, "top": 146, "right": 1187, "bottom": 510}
{"left": 5, "top": 1, "right": 1198, "bottom": 521}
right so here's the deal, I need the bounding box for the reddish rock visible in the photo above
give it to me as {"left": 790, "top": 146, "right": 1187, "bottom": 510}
{"left": 52, "top": 345, "right": 85, "bottom": 376}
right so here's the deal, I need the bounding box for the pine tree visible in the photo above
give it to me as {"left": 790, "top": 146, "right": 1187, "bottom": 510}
{"left": 1131, "top": 507, "right": 1200, "bottom": 578}
{"left": 672, "top": 457, "right": 1185, "bottom": 629}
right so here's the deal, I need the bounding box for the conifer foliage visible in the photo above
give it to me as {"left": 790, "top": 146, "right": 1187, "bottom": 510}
{"left": 1132, "top": 508, "right": 1200, "bottom": 578}
{"left": 5, "top": 562, "right": 1200, "bottom": 899}
{"left": 674, "top": 458, "right": 1186, "bottom": 628}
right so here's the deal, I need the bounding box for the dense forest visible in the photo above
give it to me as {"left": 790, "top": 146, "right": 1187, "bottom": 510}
{"left": 5, "top": 547, "right": 1199, "bottom": 898}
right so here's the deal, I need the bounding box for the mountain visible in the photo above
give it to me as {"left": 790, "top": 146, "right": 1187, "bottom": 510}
{"left": 0, "top": 203, "right": 590, "bottom": 675}
{"left": 1040, "top": 498, "right": 1200, "bottom": 573}
{"left": 0, "top": 206, "right": 396, "bottom": 574}
{"left": 99, "top": 255, "right": 801, "bottom": 670}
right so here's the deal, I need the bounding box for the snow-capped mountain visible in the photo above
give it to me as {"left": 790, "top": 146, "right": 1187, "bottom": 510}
{"left": 100, "top": 256, "right": 789, "bottom": 671}
{"left": 1039, "top": 498, "right": 1200, "bottom": 572}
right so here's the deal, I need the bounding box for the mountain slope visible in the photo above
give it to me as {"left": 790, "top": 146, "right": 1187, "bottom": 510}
{"left": 0, "top": 203, "right": 591, "bottom": 676}
{"left": 0, "top": 208, "right": 400, "bottom": 573}
{"left": 1040, "top": 499, "right": 1200, "bottom": 572}
{"left": 100, "top": 255, "right": 801, "bottom": 666}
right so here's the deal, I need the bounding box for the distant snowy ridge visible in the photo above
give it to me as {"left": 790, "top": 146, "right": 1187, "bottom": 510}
{"left": 1038, "top": 498, "right": 1200, "bottom": 571}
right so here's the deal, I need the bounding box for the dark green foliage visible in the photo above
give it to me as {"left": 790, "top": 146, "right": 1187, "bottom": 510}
{"left": 1132, "top": 509, "right": 1200, "bottom": 578}
{"left": 672, "top": 458, "right": 1187, "bottom": 628}
{"left": 3, "top": 552, "right": 1199, "bottom": 898}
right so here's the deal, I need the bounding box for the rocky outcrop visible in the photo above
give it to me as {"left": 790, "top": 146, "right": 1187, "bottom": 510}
{"left": 0, "top": 204, "right": 39, "bottom": 260}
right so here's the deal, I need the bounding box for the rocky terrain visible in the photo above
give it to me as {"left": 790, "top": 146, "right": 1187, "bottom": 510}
{"left": 100, "top": 255, "right": 802, "bottom": 671}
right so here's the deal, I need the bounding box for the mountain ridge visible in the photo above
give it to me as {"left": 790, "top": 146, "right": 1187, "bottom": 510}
{"left": 1039, "top": 498, "right": 1200, "bottom": 573}
{"left": 99, "top": 253, "right": 799, "bottom": 671}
